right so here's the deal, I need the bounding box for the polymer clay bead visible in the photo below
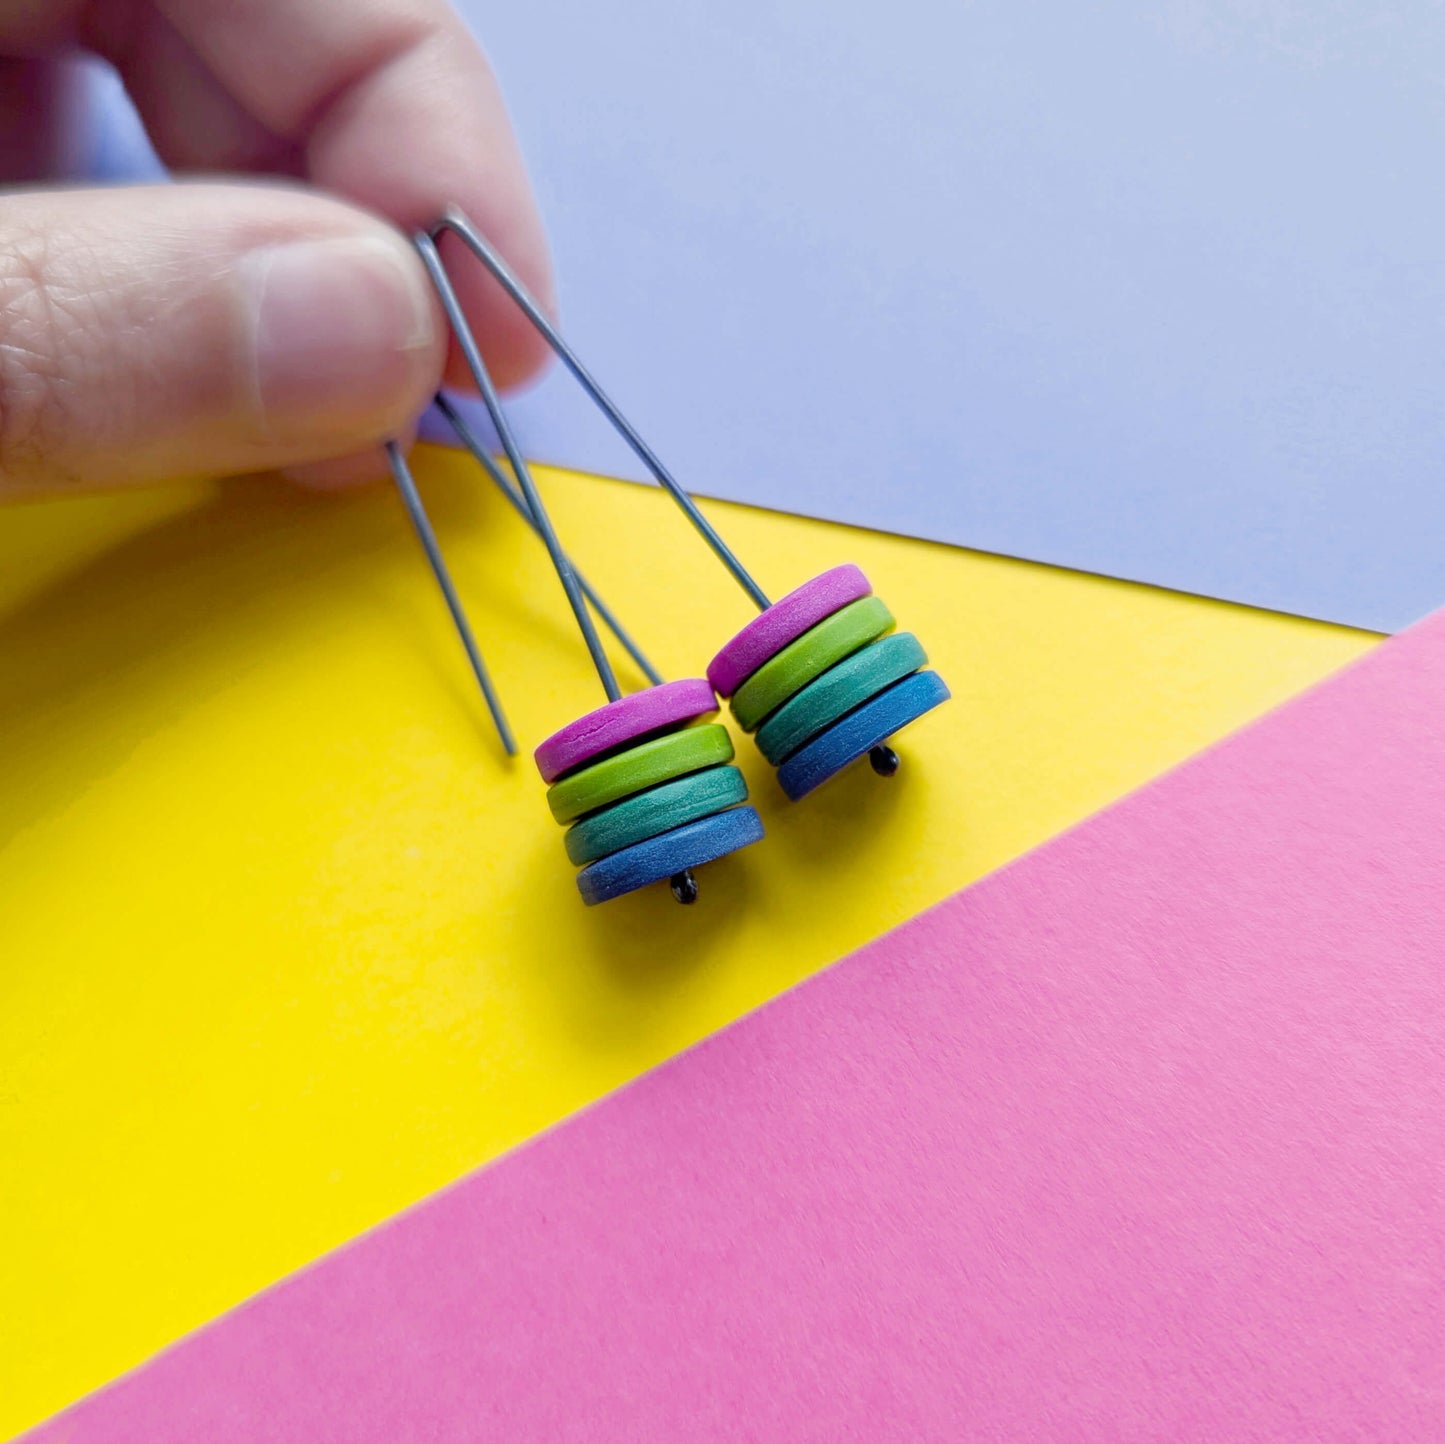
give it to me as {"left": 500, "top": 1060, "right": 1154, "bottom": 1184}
{"left": 755, "top": 632, "right": 928, "bottom": 766}
{"left": 707, "top": 565, "right": 871, "bottom": 698}
{"left": 546, "top": 723, "right": 734, "bottom": 824}
{"left": 776, "top": 670, "right": 951, "bottom": 801}
{"left": 534, "top": 677, "right": 719, "bottom": 784}
{"left": 730, "top": 595, "right": 895, "bottom": 733}
{"left": 575, "top": 805, "right": 766, "bottom": 906}
{"left": 564, "top": 765, "right": 749, "bottom": 866}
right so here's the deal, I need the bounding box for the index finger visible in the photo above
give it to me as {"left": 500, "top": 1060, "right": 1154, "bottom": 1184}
{"left": 153, "top": 0, "right": 554, "bottom": 389}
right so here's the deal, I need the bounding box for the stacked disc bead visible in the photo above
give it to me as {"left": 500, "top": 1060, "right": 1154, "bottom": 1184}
{"left": 708, "top": 565, "right": 951, "bottom": 800}
{"left": 535, "top": 679, "right": 764, "bottom": 905}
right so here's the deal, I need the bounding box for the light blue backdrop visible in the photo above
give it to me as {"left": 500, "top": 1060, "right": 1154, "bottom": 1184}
{"left": 89, "top": 3, "right": 1445, "bottom": 631}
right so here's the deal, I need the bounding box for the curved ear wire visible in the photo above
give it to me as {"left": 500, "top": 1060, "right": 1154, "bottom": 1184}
{"left": 416, "top": 218, "right": 792, "bottom": 906}
{"left": 432, "top": 208, "right": 772, "bottom": 614}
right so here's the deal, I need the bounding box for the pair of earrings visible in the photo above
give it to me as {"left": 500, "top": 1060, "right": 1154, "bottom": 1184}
{"left": 389, "top": 210, "right": 950, "bottom": 906}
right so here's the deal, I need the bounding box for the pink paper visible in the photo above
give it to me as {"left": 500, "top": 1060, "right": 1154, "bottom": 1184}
{"left": 24, "top": 612, "right": 1445, "bottom": 1442}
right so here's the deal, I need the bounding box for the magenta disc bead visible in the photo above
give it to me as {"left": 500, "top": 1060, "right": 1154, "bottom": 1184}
{"left": 534, "top": 678, "right": 719, "bottom": 784}
{"left": 707, "top": 565, "right": 872, "bottom": 698}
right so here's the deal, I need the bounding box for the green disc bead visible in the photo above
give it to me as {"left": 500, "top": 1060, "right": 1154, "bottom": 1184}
{"left": 564, "top": 764, "right": 750, "bottom": 865}
{"left": 546, "top": 722, "right": 734, "bottom": 824}
{"left": 755, "top": 632, "right": 928, "bottom": 765}
{"left": 729, "top": 595, "right": 895, "bottom": 733}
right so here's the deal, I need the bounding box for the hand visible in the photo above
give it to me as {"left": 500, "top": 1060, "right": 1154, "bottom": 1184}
{"left": 0, "top": 0, "right": 553, "bottom": 498}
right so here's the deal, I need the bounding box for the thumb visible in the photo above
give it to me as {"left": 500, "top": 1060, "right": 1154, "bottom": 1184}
{"left": 0, "top": 181, "right": 445, "bottom": 498}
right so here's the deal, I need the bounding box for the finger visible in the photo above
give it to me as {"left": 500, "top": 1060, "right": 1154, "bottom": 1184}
{"left": 0, "top": 182, "right": 445, "bottom": 499}
{"left": 281, "top": 436, "right": 412, "bottom": 491}
{"left": 0, "top": 55, "right": 87, "bottom": 181}
{"left": 99, "top": 8, "right": 299, "bottom": 175}
{"left": 101, "top": 0, "right": 554, "bottom": 390}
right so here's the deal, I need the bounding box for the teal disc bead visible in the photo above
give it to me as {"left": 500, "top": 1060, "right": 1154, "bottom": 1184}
{"left": 777, "top": 670, "right": 951, "bottom": 801}
{"left": 755, "top": 632, "right": 928, "bottom": 765}
{"left": 564, "top": 765, "right": 749, "bottom": 866}
{"left": 546, "top": 723, "right": 733, "bottom": 824}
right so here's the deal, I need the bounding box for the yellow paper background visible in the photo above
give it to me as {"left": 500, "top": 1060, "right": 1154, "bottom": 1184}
{"left": 0, "top": 447, "right": 1376, "bottom": 1437}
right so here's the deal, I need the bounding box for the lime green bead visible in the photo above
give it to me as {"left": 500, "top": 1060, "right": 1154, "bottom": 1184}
{"left": 730, "top": 596, "right": 895, "bottom": 732}
{"left": 755, "top": 632, "right": 927, "bottom": 765}
{"left": 546, "top": 723, "right": 734, "bottom": 824}
{"left": 563, "top": 764, "right": 749, "bottom": 865}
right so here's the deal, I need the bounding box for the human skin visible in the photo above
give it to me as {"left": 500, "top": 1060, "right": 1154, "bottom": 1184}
{"left": 0, "top": 0, "right": 553, "bottom": 498}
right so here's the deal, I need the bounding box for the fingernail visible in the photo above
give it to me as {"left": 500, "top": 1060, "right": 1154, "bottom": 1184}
{"left": 245, "top": 236, "right": 436, "bottom": 439}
